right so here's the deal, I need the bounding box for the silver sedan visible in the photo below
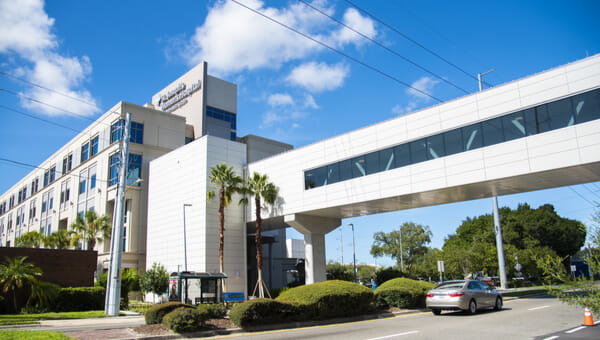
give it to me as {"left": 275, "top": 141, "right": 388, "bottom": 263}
{"left": 426, "top": 280, "right": 503, "bottom": 315}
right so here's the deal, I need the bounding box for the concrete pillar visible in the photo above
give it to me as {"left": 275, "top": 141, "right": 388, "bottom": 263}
{"left": 284, "top": 214, "right": 340, "bottom": 284}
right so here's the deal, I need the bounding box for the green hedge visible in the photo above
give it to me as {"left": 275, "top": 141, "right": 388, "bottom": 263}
{"left": 229, "top": 298, "right": 299, "bottom": 329}
{"left": 276, "top": 280, "right": 375, "bottom": 319}
{"left": 374, "top": 278, "right": 434, "bottom": 308}
{"left": 144, "top": 302, "right": 194, "bottom": 325}
{"left": 163, "top": 307, "right": 209, "bottom": 333}
{"left": 197, "top": 303, "right": 227, "bottom": 319}
{"left": 53, "top": 287, "right": 105, "bottom": 312}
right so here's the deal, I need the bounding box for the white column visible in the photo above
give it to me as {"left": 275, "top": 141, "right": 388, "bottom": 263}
{"left": 284, "top": 214, "right": 340, "bottom": 284}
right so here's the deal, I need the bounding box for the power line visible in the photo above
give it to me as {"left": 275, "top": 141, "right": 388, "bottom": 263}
{"left": 0, "top": 105, "right": 81, "bottom": 133}
{"left": 298, "top": 0, "right": 470, "bottom": 95}
{"left": 0, "top": 71, "right": 102, "bottom": 112}
{"left": 582, "top": 184, "right": 600, "bottom": 201}
{"left": 569, "top": 186, "right": 596, "bottom": 207}
{"left": 229, "top": 0, "right": 443, "bottom": 102}
{"left": 341, "top": 0, "right": 494, "bottom": 89}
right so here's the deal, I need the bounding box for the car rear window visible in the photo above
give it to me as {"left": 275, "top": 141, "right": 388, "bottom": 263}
{"left": 435, "top": 282, "right": 464, "bottom": 290}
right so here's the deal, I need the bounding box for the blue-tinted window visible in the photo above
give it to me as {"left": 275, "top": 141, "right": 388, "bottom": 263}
{"left": 572, "top": 88, "right": 600, "bottom": 124}
{"left": 130, "top": 122, "right": 144, "bottom": 144}
{"left": 503, "top": 111, "right": 527, "bottom": 141}
{"left": 394, "top": 144, "right": 410, "bottom": 167}
{"left": 462, "top": 123, "right": 482, "bottom": 151}
{"left": 444, "top": 129, "right": 463, "bottom": 155}
{"left": 379, "top": 148, "right": 394, "bottom": 171}
{"left": 339, "top": 160, "right": 352, "bottom": 181}
{"left": 109, "top": 153, "right": 120, "bottom": 186}
{"left": 482, "top": 117, "right": 504, "bottom": 147}
{"left": 365, "top": 152, "right": 379, "bottom": 175}
{"left": 352, "top": 156, "right": 366, "bottom": 178}
{"left": 326, "top": 163, "right": 339, "bottom": 185}
{"left": 303, "top": 88, "right": 600, "bottom": 190}
{"left": 206, "top": 106, "right": 237, "bottom": 141}
{"left": 81, "top": 142, "right": 90, "bottom": 162}
{"left": 109, "top": 153, "right": 142, "bottom": 187}
{"left": 427, "top": 134, "right": 445, "bottom": 159}
{"left": 90, "top": 136, "right": 99, "bottom": 156}
{"left": 90, "top": 174, "right": 96, "bottom": 189}
{"left": 111, "top": 120, "right": 144, "bottom": 144}
{"left": 111, "top": 120, "right": 123, "bottom": 143}
{"left": 79, "top": 180, "right": 86, "bottom": 194}
{"left": 409, "top": 139, "right": 427, "bottom": 163}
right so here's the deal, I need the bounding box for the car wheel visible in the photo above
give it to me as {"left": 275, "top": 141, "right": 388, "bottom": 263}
{"left": 432, "top": 309, "right": 441, "bottom": 315}
{"left": 468, "top": 300, "right": 477, "bottom": 314}
{"left": 494, "top": 297, "right": 503, "bottom": 311}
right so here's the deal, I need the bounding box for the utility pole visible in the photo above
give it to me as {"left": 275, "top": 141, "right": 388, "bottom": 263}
{"left": 478, "top": 71, "right": 508, "bottom": 289}
{"left": 399, "top": 225, "right": 404, "bottom": 272}
{"left": 105, "top": 112, "right": 131, "bottom": 315}
{"left": 348, "top": 223, "right": 357, "bottom": 282}
{"left": 339, "top": 227, "right": 344, "bottom": 265}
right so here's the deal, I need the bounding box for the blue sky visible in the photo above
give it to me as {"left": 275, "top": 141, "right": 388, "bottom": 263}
{"left": 1, "top": 0, "right": 599, "bottom": 267}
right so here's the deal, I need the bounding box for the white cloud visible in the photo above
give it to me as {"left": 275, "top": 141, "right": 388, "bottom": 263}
{"left": 267, "top": 93, "right": 295, "bottom": 106}
{"left": 392, "top": 76, "right": 440, "bottom": 115}
{"left": 0, "top": 0, "right": 99, "bottom": 116}
{"left": 286, "top": 61, "right": 349, "bottom": 92}
{"left": 330, "top": 7, "right": 376, "bottom": 46}
{"left": 303, "top": 94, "right": 319, "bottom": 109}
{"left": 183, "top": 0, "right": 375, "bottom": 75}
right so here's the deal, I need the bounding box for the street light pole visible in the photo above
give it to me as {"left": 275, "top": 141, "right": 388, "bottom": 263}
{"left": 399, "top": 225, "right": 404, "bottom": 273}
{"left": 348, "top": 223, "right": 357, "bottom": 282}
{"left": 339, "top": 227, "right": 344, "bottom": 265}
{"left": 183, "top": 204, "right": 192, "bottom": 271}
{"left": 478, "top": 70, "right": 508, "bottom": 289}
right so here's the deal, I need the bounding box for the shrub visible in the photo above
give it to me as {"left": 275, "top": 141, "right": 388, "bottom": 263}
{"left": 144, "top": 301, "right": 194, "bottom": 324}
{"left": 54, "top": 287, "right": 105, "bottom": 312}
{"left": 163, "top": 307, "right": 209, "bottom": 333}
{"left": 276, "top": 280, "right": 375, "bottom": 319}
{"left": 229, "top": 298, "right": 298, "bottom": 329}
{"left": 197, "top": 303, "right": 227, "bottom": 319}
{"left": 374, "top": 278, "right": 434, "bottom": 308}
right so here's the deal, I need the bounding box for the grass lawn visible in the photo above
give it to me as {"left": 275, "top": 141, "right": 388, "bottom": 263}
{"left": 503, "top": 288, "right": 549, "bottom": 297}
{"left": 0, "top": 330, "right": 75, "bottom": 339}
{"left": 0, "top": 311, "right": 108, "bottom": 325}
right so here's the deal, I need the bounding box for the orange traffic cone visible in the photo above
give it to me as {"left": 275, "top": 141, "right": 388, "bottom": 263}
{"left": 583, "top": 307, "right": 595, "bottom": 326}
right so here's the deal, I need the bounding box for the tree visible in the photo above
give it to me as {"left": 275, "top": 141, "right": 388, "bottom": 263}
{"left": 140, "top": 262, "right": 169, "bottom": 303}
{"left": 326, "top": 262, "right": 354, "bottom": 281}
{"left": 442, "top": 203, "right": 586, "bottom": 280}
{"left": 0, "top": 256, "right": 42, "bottom": 312}
{"left": 207, "top": 163, "right": 244, "bottom": 284}
{"left": 371, "top": 222, "right": 432, "bottom": 275}
{"left": 15, "top": 231, "right": 44, "bottom": 248}
{"left": 240, "top": 172, "right": 278, "bottom": 298}
{"left": 70, "top": 210, "right": 111, "bottom": 250}
{"left": 44, "top": 229, "right": 75, "bottom": 249}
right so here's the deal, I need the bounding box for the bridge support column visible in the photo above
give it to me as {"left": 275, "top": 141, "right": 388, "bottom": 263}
{"left": 285, "top": 214, "right": 340, "bottom": 284}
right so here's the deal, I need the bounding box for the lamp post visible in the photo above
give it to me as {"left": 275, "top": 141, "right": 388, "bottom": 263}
{"left": 348, "top": 223, "right": 357, "bottom": 282}
{"left": 478, "top": 69, "right": 508, "bottom": 289}
{"left": 182, "top": 204, "right": 192, "bottom": 271}
{"left": 399, "top": 225, "right": 404, "bottom": 273}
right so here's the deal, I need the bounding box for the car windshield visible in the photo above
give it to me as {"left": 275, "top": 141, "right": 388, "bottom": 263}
{"left": 435, "top": 282, "right": 464, "bottom": 290}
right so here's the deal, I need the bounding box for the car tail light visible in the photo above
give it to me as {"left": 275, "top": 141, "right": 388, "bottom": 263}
{"left": 448, "top": 292, "right": 464, "bottom": 297}
{"left": 426, "top": 293, "right": 434, "bottom": 297}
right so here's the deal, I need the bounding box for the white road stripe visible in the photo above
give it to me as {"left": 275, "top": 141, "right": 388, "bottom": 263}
{"left": 528, "top": 305, "right": 550, "bottom": 311}
{"left": 565, "top": 326, "right": 586, "bottom": 334}
{"left": 366, "top": 331, "right": 419, "bottom": 340}
{"left": 543, "top": 336, "right": 560, "bottom": 340}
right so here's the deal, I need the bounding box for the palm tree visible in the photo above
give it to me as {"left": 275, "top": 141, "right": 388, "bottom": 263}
{"left": 70, "top": 210, "right": 111, "bottom": 250}
{"left": 0, "top": 256, "right": 42, "bottom": 312}
{"left": 15, "top": 231, "right": 44, "bottom": 248}
{"left": 240, "top": 172, "right": 278, "bottom": 298}
{"left": 45, "top": 229, "right": 75, "bottom": 249}
{"left": 207, "top": 163, "right": 244, "bottom": 282}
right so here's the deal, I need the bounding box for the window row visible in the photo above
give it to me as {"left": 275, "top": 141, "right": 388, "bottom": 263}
{"left": 305, "top": 87, "right": 600, "bottom": 189}
{"left": 206, "top": 106, "right": 237, "bottom": 141}
{"left": 109, "top": 153, "right": 143, "bottom": 187}
{"left": 110, "top": 120, "right": 144, "bottom": 144}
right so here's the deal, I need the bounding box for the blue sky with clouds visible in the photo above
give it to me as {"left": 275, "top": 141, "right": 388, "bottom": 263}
{"left": 1, "top": 0, "right": 599, "bottom": 267}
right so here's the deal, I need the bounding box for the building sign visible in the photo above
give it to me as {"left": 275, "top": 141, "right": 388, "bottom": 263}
{"left": 156, "top": 80, "right": 202, "bottom": 112}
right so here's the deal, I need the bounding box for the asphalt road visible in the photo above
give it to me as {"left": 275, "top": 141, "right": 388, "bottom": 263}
{"left": 214, "top": 295, "right": 599, "bottom": 340}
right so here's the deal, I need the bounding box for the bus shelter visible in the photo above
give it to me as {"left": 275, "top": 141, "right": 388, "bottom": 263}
{"left": 168, "top": 271, "right": 227, "bottom": 304}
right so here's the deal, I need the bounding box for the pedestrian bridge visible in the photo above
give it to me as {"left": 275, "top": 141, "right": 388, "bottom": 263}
{"left": 247, "top": 55, "right": 600, "bottom": 283}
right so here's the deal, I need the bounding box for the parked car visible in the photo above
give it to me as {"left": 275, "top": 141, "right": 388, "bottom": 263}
{"left": 426, "top": 280, "right": 503, "bottom": 315}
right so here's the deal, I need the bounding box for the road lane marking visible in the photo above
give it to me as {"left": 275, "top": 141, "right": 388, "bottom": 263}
{"left": 542, "top": 336, "right": 559, "bottom": 340}
{"left": 366, "top": 331, "right": 419, "bottom": 340}
{"left": 565, "top": 326, "right": 586, "bottom": 334}
{"left": 528, "top": 305, "right": 550, "bottom": 311}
